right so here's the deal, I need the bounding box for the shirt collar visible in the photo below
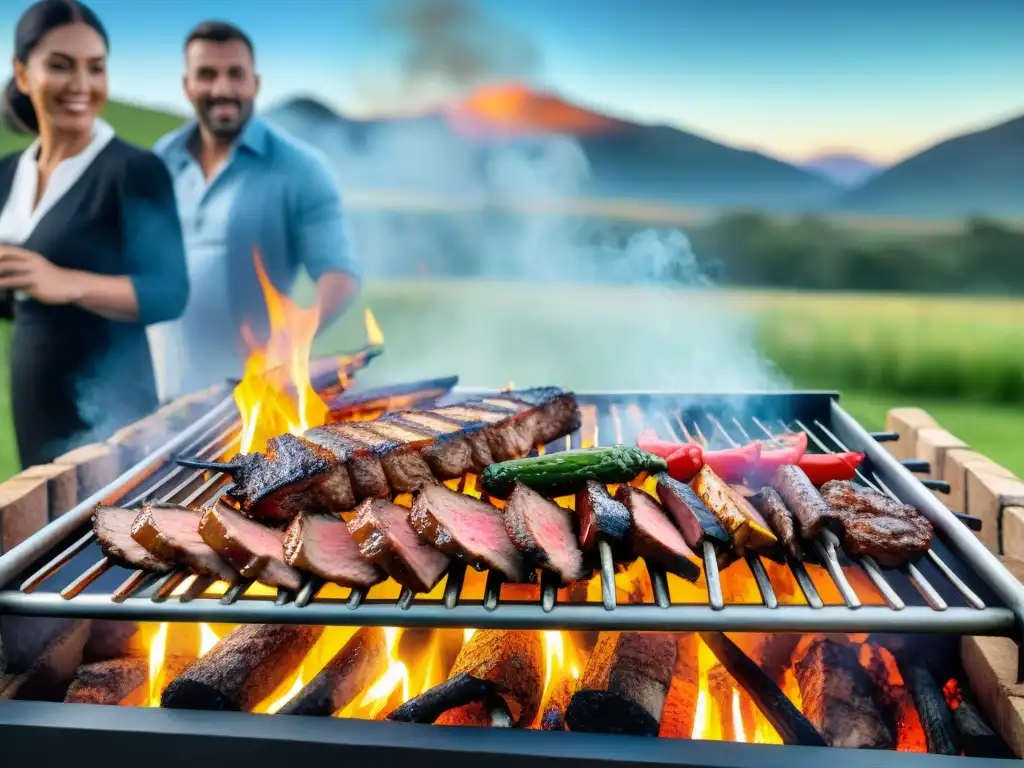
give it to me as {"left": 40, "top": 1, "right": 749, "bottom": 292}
{"left": 168, "top": 115, "right": 269, "bottom": 171}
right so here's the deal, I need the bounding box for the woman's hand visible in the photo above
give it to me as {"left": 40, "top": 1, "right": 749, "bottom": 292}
{"left": 0, "top": 246, "right": 84, "bottom": 305}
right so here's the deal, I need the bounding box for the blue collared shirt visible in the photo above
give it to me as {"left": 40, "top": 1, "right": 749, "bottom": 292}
{"left": 148, "top": 116, "right": 357, "bottom": 400}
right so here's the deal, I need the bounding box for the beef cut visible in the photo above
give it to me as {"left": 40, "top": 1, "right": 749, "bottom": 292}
{"left": 348, "top": 499, "right": 450, "bottom": 593}
{"left": 503, "top": 481, "right": 586, "bottom": 583}
{"left": 283, "top": 512, "right": 384, "bottom": 588}
{"left": 615, "top": 486, "right": 700, "bottom": 582}
{"left": 131, "top": 504, "right": 238, "bottom": 582}
{"left": 94, "top": 506, "right": 172, "bottom": 573}
{"left": 198, "top": 502, "right": 302, "bottom": 592}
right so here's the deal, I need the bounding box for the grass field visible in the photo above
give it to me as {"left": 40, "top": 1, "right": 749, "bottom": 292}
{"left": 1, "top": 283, "right": 1022, "bottom": 480}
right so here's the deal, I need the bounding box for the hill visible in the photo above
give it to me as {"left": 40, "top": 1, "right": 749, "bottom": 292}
{"left": 0, "top": 100, "right": 186, "bottom": 156}
{"left": 801, "top": 152, "right": 883, "bottom": 188}
{"left": 838, "top": 113, "right": 1024, "bottom": 218}
{"left": 265, "top": 84, "right": 838, "bottom": 212}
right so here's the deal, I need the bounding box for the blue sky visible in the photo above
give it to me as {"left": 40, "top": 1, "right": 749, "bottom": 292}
{"left": 1, "top": 0, "right": 1021, "bottom": 164}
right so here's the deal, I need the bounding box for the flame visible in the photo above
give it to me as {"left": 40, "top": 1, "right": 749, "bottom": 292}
{"left": 943, "top": 678, "right": 963, "bottom": 710}
{"left": 338, "top": 627, "right": 409, "bottom": 720}
{"left": 266, "top": 673, "right": 305, "bottom": 714}
{"left": 365, "top": 308, "right": 384, "bottom": 347}
{"left": 198, "top": 623, "right": 220, "bottom": 656}
{"left": 146, "top": 623, "right": 168, "bottom": 707}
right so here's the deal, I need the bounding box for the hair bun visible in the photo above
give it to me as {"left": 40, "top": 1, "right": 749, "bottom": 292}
{"left": 2, "top": 77, "right": 38, "bottom": 134}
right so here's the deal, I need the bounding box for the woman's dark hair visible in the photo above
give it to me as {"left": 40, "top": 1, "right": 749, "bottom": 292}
{"left": 2, "top": 0, "right": 108, "bottom": 134}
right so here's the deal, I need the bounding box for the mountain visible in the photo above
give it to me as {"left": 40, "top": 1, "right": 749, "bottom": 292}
{"left": 265, "top": 84, "right": 838, "bottom": 211}
{"left": 838, "top": 114, "right": 1024, "bottom": 218}
{"left": 801, "top": 153, "right": 883, "bottom": 188}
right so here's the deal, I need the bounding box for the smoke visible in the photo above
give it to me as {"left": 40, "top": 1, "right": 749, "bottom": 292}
{"left": 360, "top": 0, "right": 541, "bottom": 112}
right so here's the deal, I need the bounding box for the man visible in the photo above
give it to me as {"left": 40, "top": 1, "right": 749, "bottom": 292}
{"left": 149, "top": 20, "right": 359, "bottom": 400}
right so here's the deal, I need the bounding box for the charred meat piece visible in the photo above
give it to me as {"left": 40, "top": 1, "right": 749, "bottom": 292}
{"left": 654, "top": 473, "right": 730, "bottom": 554}
{"left": 410, "top": 484, "right": 528, "bottom": 582}
{"left": 574, "top": 480, "right": 631, "bottom": 552}
{"left": 691, "top": 466, "right": 777, "bottom": 554}
{"left": 94, "top": 506, "right": 172, "bottom": 573}
{"left": 348, "top": 499, "right": 450, "bottom": 593}
{"left": 198, "top": 502, "right": 302, "bottom": 592}
{"left": 503, "top": 481, "right": 586, "bottom": 583}
{"left": 211, "top": 387, "right": 580, "bottom": 522}
{"left": 820, "top": 481, "right": 933, "bottom": 567}
{"left": 130, "top": 504, "right": 238, "bottom": 582}
{"left": 795, "top": 638, "right": 894, "bottom": 749}
{"left": 283, "top": 512, "right": 384, "bottom": 588}
{"left": 751, "top": 487, "right": 801, "bottom": 560}
{"left": 770, "top": 464, "right": 840, "bottom": 540}
{"left": 615, "top": 486, "right": 700, "bottom": 582}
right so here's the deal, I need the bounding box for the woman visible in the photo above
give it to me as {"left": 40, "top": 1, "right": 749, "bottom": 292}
{"left": 0, "top": 0, "right": 189, "bottom": 469}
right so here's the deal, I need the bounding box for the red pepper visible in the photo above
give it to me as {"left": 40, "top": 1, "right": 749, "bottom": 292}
{"left": 703, "top": 442, "right": 762, "bottom": 484}
{"left": 748, "top": 432, "right": 809, "bottom": 484}
{"left": 665, "top": 443, "right": 704, "bottom": 482}
{"left": 797, "top": 452, "right": 865, "bottom": 485}
{"left": 637, "top": 429, "right": 684, "bottom": 459}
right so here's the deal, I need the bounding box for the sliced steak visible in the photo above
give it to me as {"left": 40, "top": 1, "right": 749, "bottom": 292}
{"left": 615, "top": 486, "right": 700, "bottom": 582}
{"left": 198, "top": 502, "right": 302, "bottom": 592}
{"left": 93, "top": 506, "right": 172, "bottom": 573}
{"left": 349, "top": 499, "right": 451, "bottom": 593}
{"left": 389, "top": 412, "right": 479, "bottom": 479}
{"left": 503, "top": 481, "right": 586, "bottom": 583}
{"left": 410, "top": 484, "right": 528, "bottom": 582}
{"left": 574, "top": 480, "right": 631, "bottom": 552}
{"left": 360, "top": 419, "right": 438, "bottom": 492}
{"left": 130, "top": 504, "right": 238, "bottom": 582}
{"left": 283, "top": 512, "right": 384, "bottom": 588}
{"left": 314, "top": 423, "right": 392, "bottom": 500}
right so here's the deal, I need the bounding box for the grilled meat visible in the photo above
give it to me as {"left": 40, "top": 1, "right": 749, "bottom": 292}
{"left": 348, "top": 499, "right": 451, "bottom": 593}
{"left": 221, "top": 387, "right": 580, "bottom": 523}
{"left": 751, "top": 487, "right": 801, "bottom": 560}
{"left": 615, "top": 486, "right": 700, "bottom": 582}
{"left": 769, "top": 465, "right": 840, "bottom": 540}
{"left": 130, "top": 504, "right": 238, "bottom": 582}
{"left": 282, "top": 512, "right": 384, "bottom": 588}
{"left": 94, "top": 506, "right": 173, "bottom": 573}
{"left": 819, "top": 480, "right": 933, "bottom": 567}
{"left": 198, "top": 502, "right": 303, "bottom": 592}
{"left": 654, "top": 473, "right": 730, "bottom": 554}
{"left": 503, "top": 481, "right": 586, "bottom": 583}
{"left": 691, "top": 466, "right": 777, "bottom": 554}
{"left": 410, "top": 484, "right": 528, "bottom": 582}
{"left": 574, "top": 480, "right": 631, "bottom": 552}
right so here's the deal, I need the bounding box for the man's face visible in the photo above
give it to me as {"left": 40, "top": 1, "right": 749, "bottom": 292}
{"left": 183, "top": 39, "right": 259, "bottom": 142}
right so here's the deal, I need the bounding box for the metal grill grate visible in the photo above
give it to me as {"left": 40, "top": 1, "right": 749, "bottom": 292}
{"left": 0, "top": 390, "right": 1018, "bottom": 639}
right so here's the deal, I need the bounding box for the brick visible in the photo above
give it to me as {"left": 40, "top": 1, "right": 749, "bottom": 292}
{"left": 966, "top": 469, "right": 1024, "bottom": 553}
{"left": 945, "top": 449, "right": 1007, "bottom": 514}
{"left": 108, "top": 415, "right": 171, "bottom": 470}
{"left": 914, "top": 427, "right": 967, "bottom": 480}
{"left": 54, "top": 443, "right": 120, "bottom": 501}
{"left": 962, "top": 633, "right": 1024, "bottom": 756}
{"left": 18, "top": 464, "right": 78, "bottom": 521}
{"left": 0, "top": 475, "right": 48, "bottom": 554}
{"left": 884, "top": 407, "right": 938, "bottom": 461}
{"left": 1003, "top": 507, "right": 1024, "bottom": 563}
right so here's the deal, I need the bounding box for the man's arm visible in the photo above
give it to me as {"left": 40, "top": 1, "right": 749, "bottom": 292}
{"left": 290, "top": 151, "right": 361, "bottom": 331}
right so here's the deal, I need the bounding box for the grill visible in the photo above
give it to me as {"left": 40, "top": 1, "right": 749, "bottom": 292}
{"left": 1, "top": 383, "right": 1021, "bottom": 766}
{"left": 0, "top": 390, "right": 1020, "bottom": 648}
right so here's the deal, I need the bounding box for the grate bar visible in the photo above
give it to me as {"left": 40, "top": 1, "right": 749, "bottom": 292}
{"left": 59, "top": 557, "right": 111, "bottom": 600}
{"left": 482, "top": 571, "right": 502, "bottom": 611}
{"left": 443, "top": 562, "right": 466, "bottom": 609}
{"left": 702, "top": 541, "right": 724, "bottom": 610}
{"left": 221, "top": 580, "right": 250, "bottom": 605}
{"left": 648, "top": 564, "right": 671, "bottom": 609}
{"left": 295, "top": 577, "right": 322, "bottom": 609}
{"left": 746, "top": 556, "right": 778, "bottom": 609}
{"left": 540, "top": 570, "right": 559, "bottom": 613}
{"left": 596, "top": 539, "right": 617, "bottom": 610}
{"left": 789, "top": 558, "right": 824, "bottom": 609}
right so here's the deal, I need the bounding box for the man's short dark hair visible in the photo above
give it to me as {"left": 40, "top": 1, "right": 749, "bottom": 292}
{"left": 185, "top": 20, "right": 254, "bottom": 58}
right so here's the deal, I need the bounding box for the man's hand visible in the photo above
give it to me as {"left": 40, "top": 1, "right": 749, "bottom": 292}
{"left": 0, "top": 246, "right": 84, "bottom": 305}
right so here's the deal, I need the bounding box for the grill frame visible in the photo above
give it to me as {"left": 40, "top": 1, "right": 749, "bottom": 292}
{"left": 0, "top": 700, "right": 999, "bottom": 767}
{"left": 0, "top": 390, "right": 1021, "bottom": 652}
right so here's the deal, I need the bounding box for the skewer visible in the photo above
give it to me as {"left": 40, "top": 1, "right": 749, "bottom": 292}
{"left": 346, "top": 587, "right": 366, "bottom": 609}
{"left": 903, "top": 562, "right": 947, "bottom": 611}
{"left": 597, "top": 538, "right": 617, "bottom": 610}
{"left": 443, "top": 561, "right": 466, "bottom": 609}
{"left": 181, "top": 575, "right": 214, "bottom": 603}
{"left": 648, "top": 564, "right": 671, "bottom": 608}
{"left": 397, "top": 587, "right": 415, "bottom": 610}
{"left": 220, "top": 579, "right": 251, "bottom": 605}
{"left": 274, "top": 588, "right": 294, "bottom": 606}
{"left": 746, "top": 555, "right": 779, "bottom": 609}
{"left": 60, "top": 557, "right": 112, "bottom": 599}
{"left": 111, "top": 569, "right": 158, "bottom": 602}
{"left": 789, "top": 558, "right": 824, "bottom": 609}
{"left": 21, "top": 530, "right": 97, "bottom": 592}
{"left": 540, "top": 570, "right": 559, "bottom": 613}
{"left": 294, "top": 576, "right": 322, "bottom": 608}
{"left": 482, "top": 570, "right": 503, "bottom": 612}
{"left": 703, "top": 540, "right": 724, "bottom": 610}
{"left": 857, "top": 555, "right": 905, "bottom": 610}
{"left": 814, "top": 531, "right": 861, "bottom": 608}
{"left": 151, "top": 569, "right": 189, "bottom": 602}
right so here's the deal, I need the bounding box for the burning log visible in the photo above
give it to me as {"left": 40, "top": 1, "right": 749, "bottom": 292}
{"left": 794, "top": 638, "right": 895, "bottom": 750}
{"left": 387, "top": 673, "right": 512, "bottom": 727}
{"left": 699, "top": 631, "right": 825, "bottom": 747}
{"left": 900, "top": 663, "right": 958, "bottom": 756}
{"left": 707, "top": 665, "right": 748, "bottom": 742}
{"left": 659, "top": 633, "right": 699, "bottom": 739}
{"left": 279, "top": 627, "right": 388, "bottom": 717}
{"left": 944, "top": 678, "right": 1013, "bottom": 758}
{"left": 539, "top": 676, "right": 576, "bottom": 731}
{"left": 82, "top": 621, "right": 139, "bottom": 664}
{"left": 0, "top": 620, "right": 91, "bottom": 702}
{"left": 861, "top": 644, "right": 926, "bottom": 753}
{"left": 435, "top": 630, "right": 543, "bottom": 728}
{"left": 161, "top": 624, "right": 323, "bottom": 711}
{"left": 64, "top": 657, "right": 147, "bottom": 705}
{"left": 565, "top": 631, "right": 676, "bottom": 737}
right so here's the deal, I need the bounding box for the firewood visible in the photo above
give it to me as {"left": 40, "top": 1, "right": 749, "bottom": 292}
{"left": 161, "top": 624, "right": 323, "bottom": 711}
{"left": 64, "top": 657, "right": 148, "bottom": 705}
{"left": 862, "top": 643, "right": 926, "bottom": 753}
{"left": 700, "top": 631, "right": 825, "bottom": 747}
{"left": 566, "top": 631, "right": 676, "bottom": 737}
{"left": 279, "top": 627, "right": 388, "bottom": 717}
{"left": 949, "top": 682, "right": 1014, "bottom": 758}
{"left": 83, "top": 620, "right": 140, "bottom": 664}
{"left": 435, "top": 630, "right": 543, "bottom": 728}
{"left": 794, "top": 638, "right": 894, "bottom": 749}
{"left": 659, "top": 633, "right": 698, "bottom": 739}
{"left": 539, "top": 675, "right": 576, "bottom": 731}
{"left": 387, "top": 673, "right": 512, "bottom": 726}
{"left": 0, "top": 620, "right": 91, "bottom": 702}
{"left": 901, "top": 663, "right": 958, "bottom": 756}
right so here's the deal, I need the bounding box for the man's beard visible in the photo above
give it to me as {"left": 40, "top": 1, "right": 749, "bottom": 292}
{"left": 198, "top": 97, "right": 254, "bottom": 142}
